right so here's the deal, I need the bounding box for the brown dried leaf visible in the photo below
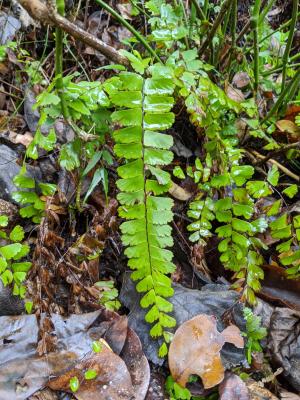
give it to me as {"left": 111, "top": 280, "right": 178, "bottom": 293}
{"left": 116, "top": 3, "right": 133, "bottom": 19}
{"left": 225, "top": 84, "right": 245, "bottom": 102}
{"left": 168, "top": 182, "right": 192, "bottom": 201}
{"left": 219, "top": 372, "right": 249, "bottom": 400}
{"left": 276, "top": 120, "right": 300, "bottom": 141}
{"left": 29, "top": 388, "right": 58, "bottom": 400}
{"left": 232, "top": 72, "right": 250, "bottom": 89}
{"left": 48, "top": 341, "right": 135, "bottom": 399}
{"left": 168, "top": 314, "right": 244, "bottom": 389}
{"left": 8, "top": 131, "right": 33, "bottom": 147}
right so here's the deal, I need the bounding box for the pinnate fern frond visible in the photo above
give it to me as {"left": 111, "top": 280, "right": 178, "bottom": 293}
{"left": 104, "top": 69, "right": 176, "bottom": 356}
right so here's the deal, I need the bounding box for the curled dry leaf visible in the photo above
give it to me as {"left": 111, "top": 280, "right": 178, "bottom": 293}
{"left": 232, "top": 72, "right": 250, "bottom": 88}
{"left": 168, "top": 314, "right": 244, "bottom": 389}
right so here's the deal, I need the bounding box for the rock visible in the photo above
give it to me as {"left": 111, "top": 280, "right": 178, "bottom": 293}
{"left": 24, "top": 90, "right": 41, "bottom": 133}
{"left": 0, "top": 145, "right": 43, "bottom": 203}
{"left": 268, "top": 307, "right": 300, "bottom": 392}
{"left": 0, "top": 12, "right": 21, "bottom": 45}
{"left": 0, "top": 280, "right": 24, "bottom": 316}
{"left": 254, "top": 300, "right": 300, "bottom": 392}
{"left": 0, "top": 145, "right": 22, "bottom": 202}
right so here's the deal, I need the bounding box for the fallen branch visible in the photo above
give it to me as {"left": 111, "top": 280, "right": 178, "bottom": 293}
{"left": 250, "top": 150, "right": 300, "bottom": 182}
{"left": 254, "top": 141, "right": 300, "bottom": 165}
{"left": 17, "top": 0, "right": 129, "bottom": 66}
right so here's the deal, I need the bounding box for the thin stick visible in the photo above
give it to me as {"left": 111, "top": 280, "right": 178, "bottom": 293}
{"left": 254, "top": 141, "right": 300, "bottom": 165}
{"left": 198, "top": 0, "right": 232, "bottom": 56}
{"left": 281, "top": 0, "right": 299, "bottom": 90}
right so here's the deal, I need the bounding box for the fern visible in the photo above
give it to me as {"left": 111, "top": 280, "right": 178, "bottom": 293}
{"left": 271, "top": 214, "right": 300, "bottom": 278}
{"left": 104, "top": 67, "right": 176, "bottom": 356}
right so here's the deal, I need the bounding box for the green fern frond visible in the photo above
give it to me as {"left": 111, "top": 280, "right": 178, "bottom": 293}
{"left": 105, "top": 70, "right": 176, "bottom": 356}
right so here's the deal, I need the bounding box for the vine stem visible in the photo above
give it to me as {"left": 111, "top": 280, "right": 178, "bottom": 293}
{"left": 190, "top": 0, "right": 206, "bottom": 20}
{"left": 55, "top": 0, "right": 69, "bottom": 119}
{"left": 227, "top": 0, "right": 237, "bottom": 68}
{"left": 94, "top": 0, "right": 161, "bottom": 63}
{"left": 198, "top": 0, "right": 232, "bottom": 55}
{"left": 263, "top": 67, "right": 300, "bottom": 121}
{"left": 251, "top": 0, "right": 261, "bottom": 97}
{"left": 281, "top": 0, "right": 299, "bottom": 91}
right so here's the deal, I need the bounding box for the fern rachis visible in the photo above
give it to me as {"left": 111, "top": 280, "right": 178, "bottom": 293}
{"left": 104, "top": 68, "right": 176, "bottom": 356}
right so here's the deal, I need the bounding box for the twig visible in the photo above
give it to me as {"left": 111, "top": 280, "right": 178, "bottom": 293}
{"left": 281, "top": 0, "right": 299, "bottom": 90}
{"left": 250, "top": 150, "right": 300, "bottom": 182}
{"left": 198, "top": 0, "right": 232, "bottom": 56}
{"left": 244, "top": 151, "right": 267, "bottom": 177}
{"left": 254, "top": 141, "right": 300, "bottom": 165}
{"left": 16, "top": 0, "right": 129, "bottom": 66}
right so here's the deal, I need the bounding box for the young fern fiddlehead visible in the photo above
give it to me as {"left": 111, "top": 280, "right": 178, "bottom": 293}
{"left": 104, "top": 68, "right": 176, "bottom": 356}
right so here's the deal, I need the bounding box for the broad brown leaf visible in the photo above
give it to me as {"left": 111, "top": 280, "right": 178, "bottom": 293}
{"left": 168, "top": 314, "right": 244, "bottom": 388}
{"left": 48, "top": 340, "right": 135, "bottom": 400}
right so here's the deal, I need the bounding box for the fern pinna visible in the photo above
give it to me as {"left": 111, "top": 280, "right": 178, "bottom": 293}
{"left": 104, "top": 67, "right": 176, "bottom": 356}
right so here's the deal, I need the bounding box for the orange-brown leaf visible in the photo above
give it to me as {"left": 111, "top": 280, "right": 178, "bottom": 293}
{"left": 168, "top": 314, "right": 244, "bottom": 389}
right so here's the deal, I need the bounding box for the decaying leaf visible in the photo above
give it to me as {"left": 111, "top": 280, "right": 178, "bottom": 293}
{"left": 8, "top": 131, "right": 33, "bottom": 147}
{"left": 0, "top": 310, "right": 150, "bottom": 400}
{"left": 225, "top": 84, "right": 245, "bottom": 102}
{"left": 168, "top": 314, "right": 244, "bottom": 388}
{"left": 168, "top": 182, "right": 192, "bottom": 201}
{"left": 246, "top": 380, "right": 278, "bottom": 400}
{"left": 276, "top": 120, "right": 300, "bottom": 141}
{"left": 219, "top": 372, "right": 249, "bottom": 400}
{"left": 232, "top": 72, "right": 250, "bottom": 89}
{"left": 48, "top": 341, "right": 135, "bottom": 399}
